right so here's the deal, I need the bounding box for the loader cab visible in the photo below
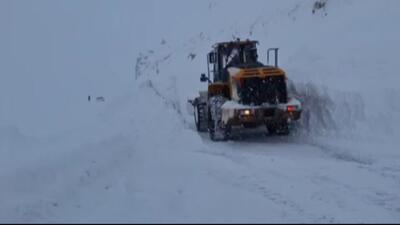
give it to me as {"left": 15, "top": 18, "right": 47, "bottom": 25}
{"left": 204, "top": 40, "right": 261, "bottom": 83}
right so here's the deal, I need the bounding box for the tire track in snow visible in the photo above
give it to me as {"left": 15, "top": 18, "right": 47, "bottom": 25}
{"left": 197, "top": 134, "right": 400, "bottom": 222}
{"left": 196, "top": 139, "right": 336, "bottom": 222}
{"left": 304, "top": 140, "right": 374, "bottom": 166}
{"left": 203, "top": 162, "right": 336, "bottom": 223}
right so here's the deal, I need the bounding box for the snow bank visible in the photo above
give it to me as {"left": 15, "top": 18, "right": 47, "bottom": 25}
{"left": 1, "top": 0, "right": 400, "bottom": 223}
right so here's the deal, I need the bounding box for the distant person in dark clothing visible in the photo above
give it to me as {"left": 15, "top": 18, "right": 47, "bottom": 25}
{"left": 88, "top": 95, "right": 91, "bottom": 102}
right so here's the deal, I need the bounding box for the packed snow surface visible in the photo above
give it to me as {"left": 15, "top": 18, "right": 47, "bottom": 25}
{"left": 1, "top": 0, "right": 400, "bottom": 223}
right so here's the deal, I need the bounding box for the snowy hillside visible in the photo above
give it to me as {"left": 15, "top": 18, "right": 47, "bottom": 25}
{"left": 1, "top": 0, "right": 400, "bottom": 223}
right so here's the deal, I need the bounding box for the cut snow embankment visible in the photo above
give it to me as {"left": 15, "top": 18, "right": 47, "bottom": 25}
{"left": 1, "top": 0, "right": 400, "bottom": 223}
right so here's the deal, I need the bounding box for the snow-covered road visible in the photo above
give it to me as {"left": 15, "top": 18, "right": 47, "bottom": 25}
{"left": 1, "top": 0, "right": 400, "bottom": 223}
{"left": 2, "top": 85, "right": 399, "bottom": 223}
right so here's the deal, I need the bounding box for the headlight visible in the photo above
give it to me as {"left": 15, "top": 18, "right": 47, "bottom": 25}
{"left": 238, "top": 109, "right": 252, "bottom": 116}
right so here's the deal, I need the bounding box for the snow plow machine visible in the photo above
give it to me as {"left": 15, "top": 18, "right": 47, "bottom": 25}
{"left": 189, "top": 39, "right": 302, "bottom": 141}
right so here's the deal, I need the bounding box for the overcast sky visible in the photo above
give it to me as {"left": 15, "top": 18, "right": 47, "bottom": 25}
{"left": 0, "top": 0, "right": 157, "bottom": 136}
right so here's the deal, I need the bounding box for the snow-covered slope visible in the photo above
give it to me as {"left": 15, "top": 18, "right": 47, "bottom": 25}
{"left": 1, "top": 0, "right": 400, "bottom": 223}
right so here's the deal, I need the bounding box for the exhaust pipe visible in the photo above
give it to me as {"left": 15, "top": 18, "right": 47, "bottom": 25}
{"left": 267, "top": 48, "right": 279, "bottom": 67}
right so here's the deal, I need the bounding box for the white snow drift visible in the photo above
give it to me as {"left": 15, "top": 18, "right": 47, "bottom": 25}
{"left": 0, "top": 0, "right": 400, "bottom": 223}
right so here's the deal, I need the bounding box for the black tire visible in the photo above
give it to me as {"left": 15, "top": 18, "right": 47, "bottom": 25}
{"left": 209, "top": 119, "right": 230, "bottom": 141}
{"left": 208, "top": 96, "right": 229, "bottom": 141}
{"left": 194, "top": 103, "right": 207, "bottom": 132}
{"left": 267, "top": 121, "right": 290, "bottom": 136}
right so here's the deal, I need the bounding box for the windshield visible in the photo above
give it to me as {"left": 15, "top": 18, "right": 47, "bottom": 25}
{"left": 226, "top": 48, "right": 240, "bottom": 66}
{"left": 222, "top": 45, "right": 258, "bottom": 67}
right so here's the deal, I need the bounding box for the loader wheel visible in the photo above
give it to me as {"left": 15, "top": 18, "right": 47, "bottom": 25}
{"left": 209, "top": 119, "right": 231, "bottom": 141}
{"left": 267, "top": 121, "right": 289, "bottom": 136}
{"left": 194, "top": 103, "right": 208, "bottom": 132}
{"left": 208, "top": 96, "right": 229, "bottom": 141}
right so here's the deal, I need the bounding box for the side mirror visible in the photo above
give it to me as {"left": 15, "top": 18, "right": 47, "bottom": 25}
{"left": 200, "top": 73, "right": 208, "bottom": 82}
{"left": 208, "top": 52, "right": 216, "bottom": 64}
